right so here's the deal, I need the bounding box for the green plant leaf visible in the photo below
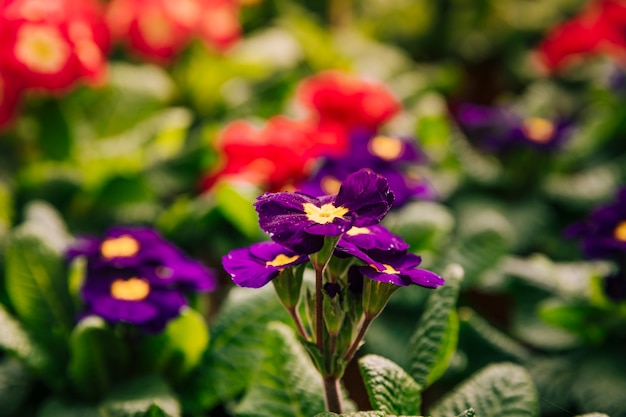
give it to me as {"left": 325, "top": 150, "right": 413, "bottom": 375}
{"left": 180, "top": 286, "right": 291, "bottom": 412}
{"left": 428, "top": 362, "right": 539, "bottom": 417}
{"left": 100, "top": 375, "right": 180, "bottom": 417}
{"left": 234, "top": 321, "right": 326, "bottom": 417}
{"left": 68, "top": 316, "right": 129, "bottom": 401}
{"left": 139, "top": 308, "right": 209, "bottom": 382}
{"left": 37, "top": 398, "right": 102, "bottom": 417}
{"left": 407, "top": 264, "right": 463, "bottom": 388}
{"left": 314, "top": 413, "right": 387, "bottom": 417}
{"left": 214, "top": 182, "right": 265, "bottom": 240}
{"left": 358, "top": 354, "right": 421, "bottom": 415}
{"left": 0, "top": 357, "right": 33, "bottom": 417}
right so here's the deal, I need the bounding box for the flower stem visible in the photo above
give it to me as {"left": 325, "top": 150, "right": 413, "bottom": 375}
{"left": 344, "top": 316, "right": 373, "bottom": 364}
{"left": 287, "top": 306, "right": 309, "bottom": 340}
{"left": 323, "top": 375, "right": 343, "bottom": 413}
{"left": 315, "top": 264, "right": 324, "bottom": 350}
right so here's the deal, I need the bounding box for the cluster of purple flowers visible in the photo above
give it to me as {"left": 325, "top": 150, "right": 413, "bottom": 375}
{"left": 223, "top": 169, "right": 443, "bottom": 291}
{"left": 567, "top": 187, "right": 626, "bottom": 300}
{"left": 67, "top": 227, "right": 217, "bottom": 332}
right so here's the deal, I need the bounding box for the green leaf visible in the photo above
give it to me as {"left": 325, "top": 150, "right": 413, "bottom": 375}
{"left": 214, "top": 182, "right": 265, "bottom": 240}
{"left": 0, "top": 357, "right": 33, "bottom": 417}
{"left": 139, "top": 308, "right": 209, "bottom": 382}
{"left": 572, "top": 351, "right": 626, "bottom": 416}
{"left": 180, "top": 286, "right": 291, "bottom": 412}
{"left": 407, "top": 264, "right": 463, "bottom": 388}
{"left": 358, "top": 354, "right": 421, "bottom": 415}
{"left": 428, "top": 363, "right": 539, "bottom": 417}
{"left": 37, "top": 398, "right": 102, "bottom": 417}
{"left": 68, "top": 316, "right": 129, "bottom": 401}
{"left": 100, "top": 375, "right": 181, "bottom": 417}
{"left": 573, "top": 414, "right": 610, "bottom": 417}
{"left": 314, "top": 413, "right": 387, "bottom": 417}
{"left": 235, "top": 321, "right": 327, "bottom": 417}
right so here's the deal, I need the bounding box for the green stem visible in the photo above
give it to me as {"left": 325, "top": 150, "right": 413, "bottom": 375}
{"left": 343, "top": 316, "right": 373, "bottom": 364}
{"left": 287, "top": 306, "right": 309, "bottom": 340}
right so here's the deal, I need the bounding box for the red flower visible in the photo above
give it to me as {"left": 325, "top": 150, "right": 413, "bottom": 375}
{"left": 536, "top": 0, "right": 626, "bottom": 72}
{"left": 0, "top": 0, "right": 110, "bottom": 92}
{"left": 106, "top": 0, "right": 240, "bottom": 64}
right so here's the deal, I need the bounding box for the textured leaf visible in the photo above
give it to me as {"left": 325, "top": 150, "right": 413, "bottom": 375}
{"left": 574, "top": 414, "right": 610, "bottom": 417}
{"left": 572, "top": 351, "right": 626, "bottom": 416}
{"left": 428, "top": 363, "right": 539, "bottom": 417}
{"left": 100, "top": 375, "right": 180, "bottom": 417}
{"left": 314, "top": 413, "right": 387, "bottom": 417}
{"left": 215, "top": 183, "right": 265, "bottom": 240}
{"left": 37, "top": 398, "right": 102, "bottom": 417}
{"left": 407, "top": 264, "right": 463, "bottom": 388}
{"left": 180, "top": 286, "right": 291, "bottom": 412}
{"left": 68, "top": 316, "right": 129, "bottom": 401}
{"left": 235, "top": 321, "right": 326, "bottom": 417}
{"left": 358, "top": 354, "right": 421, "bottom": 415}
{"left": 0, "top": 357, "right": 33, "bottom": 417}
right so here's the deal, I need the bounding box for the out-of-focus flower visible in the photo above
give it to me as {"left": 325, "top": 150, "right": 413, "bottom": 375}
{"left": 298, "top": 130, "right": 435, "bottom": 207}
{"left": 0, "top": 69, "right": 23, "bottom": 129}
{"left": 453, "top": 103, "right": 573, "bottom": 153}
{"left": 67, "top": 226, "right": 217, "bottom": 332}
{"left": 535, "top": 0, "right": 626, "bottom": 73}
{"left": 222, "top": 241, "right": 307, "bottom": 288}
{"left": 254, "top": 169, "right": 394, "bottom": 254}
{"left": 106, "top": 0, "right": 240, "bottom": 63}
{"left": 0, "top": 0, "right": 110, "bottom": 91}
{"left": 567, "top": 187, "right": 626, "bottom": 260}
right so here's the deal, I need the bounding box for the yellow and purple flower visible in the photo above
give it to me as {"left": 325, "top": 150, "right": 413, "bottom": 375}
{"left": 67, "top": 226, "right": 216, "bottom": 332}
{"left": 254, "top": 169, "right": 394, "bottom": 254}
{"left": 222, "top": 241, "right": 308, "bottom": 288}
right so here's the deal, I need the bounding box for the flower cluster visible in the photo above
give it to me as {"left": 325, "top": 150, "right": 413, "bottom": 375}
{"left": 67, "top": 226, "right": 217, "bottom": 332}
{"left": 453, "top": 102, "right": 573, "bottom": 153}
{"left": 567, "top": 187, "right": 626, "bottom": 300}
{"left": 222, "top": 169, "right": 443, "bottom": 410}
{"left": 106, "top": 0, "right": 241, "bottom": 63}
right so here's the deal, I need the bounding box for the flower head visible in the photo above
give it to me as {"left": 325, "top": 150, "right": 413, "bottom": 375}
{"left": 254, "top": 169, "right": 394, "bottom": 254}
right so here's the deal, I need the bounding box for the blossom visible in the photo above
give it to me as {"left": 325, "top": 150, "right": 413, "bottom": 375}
{"left": 0, "top": 0, "right": 110, "bottom": 92}
{"left": 222, "top": 241, "right": 308, "bottom": 288}
{"left": 453, "top": 103, "right": 573, "bottom": 153}
{"left": 255, "top": 169, "right": 394, "bottom": 254}
{"left": 106, "top": 0, "right": 240, "bottom": 63}
{"left": 567, "top": 187, "right": 626, "bottom": 260}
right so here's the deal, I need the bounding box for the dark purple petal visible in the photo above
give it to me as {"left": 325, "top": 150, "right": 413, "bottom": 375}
{"left": 89, "top": 297, "right": 158, "bottom": 324}
{"left": 334, "top": 169, "right": 394, "bottom": 226}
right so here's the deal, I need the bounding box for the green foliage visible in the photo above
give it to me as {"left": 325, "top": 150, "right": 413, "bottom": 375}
{"left": 428, "top": 363, "right": 539, "bottom": 417}
{"left": 407, "top": 264, "right": 463, "bottom": 388}
{"left": 100, "top": 375, "right": 181, "bottom": 417}
{"left": 235, "top": 321, "right": 327, "bottom": 417}
{"left": 358, "top": 354, "right": 421, "bottom": 415}
{"left": 0, "top": 357, "right": 33, "bottom": 417}
{"left": 215, "top": 182, "right": 266, "bottom": 241}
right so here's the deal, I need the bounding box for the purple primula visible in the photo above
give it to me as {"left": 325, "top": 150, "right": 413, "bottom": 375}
{"left": 222, "top": 241, "right": 308, "bottom": 288}
{"left": 566, "top": 187, "right": 626, "bottom": 260}
{"left": 67, "top": 226, "right": 217, "bottom": 332}
{"left": 255, "top": 169, "right": 394, "bottom": 254}
{"left": 453, "top": 103, "right": 573, "bottom": 153}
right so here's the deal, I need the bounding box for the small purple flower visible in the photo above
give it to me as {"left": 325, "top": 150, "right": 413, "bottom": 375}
{"left": 453, "top": 103, "right": 573, "bottom": 153}
{"left": 566, "top": 187, "right": 626, "bottom": 260}
{"left": 255, "top": 169, "right": 394, "bottom": 254}
{"left": 222, "top": 241, "right": 308, "bottom": 288}
{"left": 337, "top": 224, "right": 409, "bottom": 259}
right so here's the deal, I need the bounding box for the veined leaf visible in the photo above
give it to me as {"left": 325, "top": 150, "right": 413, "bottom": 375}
{"left": 428, "top": 362, "right": 539, "bottom": 417}
{"left": 407, "top": 264, "right": 463, "bottom": 388}
{"left": 37, "top": 398, "right": 102, "bottom": 417}
{"left": 180, "top": 286, "right": 291, "bottom": 412}
{"left": 0, "top": 357, "right": 33, "bottom": 416}
{"left": 234, "top": 321, "right": 326, "bottom": 417}
{"left": 358, "top": 354, "right": 421, "bottom": 415}
{"left": 314, "top": 413, "right": 388, "bottom": 417}
{"left": 100, "top": 375, "right": 180, "bottom": 417}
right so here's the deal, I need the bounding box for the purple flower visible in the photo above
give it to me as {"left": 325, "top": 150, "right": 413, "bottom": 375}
{"left": 566, "top": 187, "right": 626, "bottom": 260}
{"left": 222, "top": 241, "right": 308, "bottom": 288}
{"left": 67, "top": 226, "right": 217, "bottom": 292}
{"left": 255, "top": 169, "right": 394, "bottom": 254}
{"left": 453, "top": 103, "right": 573, "bottom": 153}
{"left": 337, "top": 224, "right": 409, "bottom": 260}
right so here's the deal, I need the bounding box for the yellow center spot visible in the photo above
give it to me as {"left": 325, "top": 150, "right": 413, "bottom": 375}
{"left": 303, "top": 202, "right": 349, "bottom": 224}
{"left": 100, "top": 235, "right": 140, "bottom": 259}
{"left": 368, "top": 135, "right": 404, "bottom": 160}
{"left": 522, "top": 117, "right": 555, "bottom": 144}
{"left": 15, "top": 24, "right": 70, "bottom": 74}
{"left": 346, "top": 226, "right": 371, "bottom": 236}
{"left": 614, "top": 221, "right": 626, "bottom": 242}
{"left": 321, "top": 176, "right": 341, "bottom": 195}
{"left": 139, "top": 10, "right": 174, "bottom": 47}
{"left": 371, "top": 263, "right": 400, "bottom": 274}
{"left": 110, "top": 278, "right": 150, "bottom": 301}
{"left": 266, "top": 254, "right": 299, "bottom": 268}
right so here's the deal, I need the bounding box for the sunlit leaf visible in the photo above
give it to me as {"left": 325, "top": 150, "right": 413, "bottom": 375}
{"left": 100, "top": 375, "right": 180, "bottom": 417}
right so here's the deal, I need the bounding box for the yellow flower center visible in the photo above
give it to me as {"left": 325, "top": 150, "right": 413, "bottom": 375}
{"left": 139, "top": 10, "right": 174, "bottom": 47}
{"left": 15, "top": 24, "right": 70, "bottom": 74}
{"left": 110, "top": 278, "right": 150, "bottom": 301}
{"left": 303, "top": 202, "right": 349, "bottom": 224}
{"left": 266, "top": 253, "right": 299, "bottom": 268}
{"left": 522, "top": 117, "right": 555, "bottom": 144}
{"left": 346, "top": 226, "right": 371, "bottom": 236}
{"left": 321, "top": 176, "right": 341, "bottom": 195}
{"left": 371, "top": 263, "right": 400, "bottom": 274}
{"left": 100, "top": 235, "right": 140, "bottom": 259}
{"left": 614, "top": 221, "right": 626, "bottom": 242}
{"left": 368, "top": 135, "right": 404, "bottom": 160}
